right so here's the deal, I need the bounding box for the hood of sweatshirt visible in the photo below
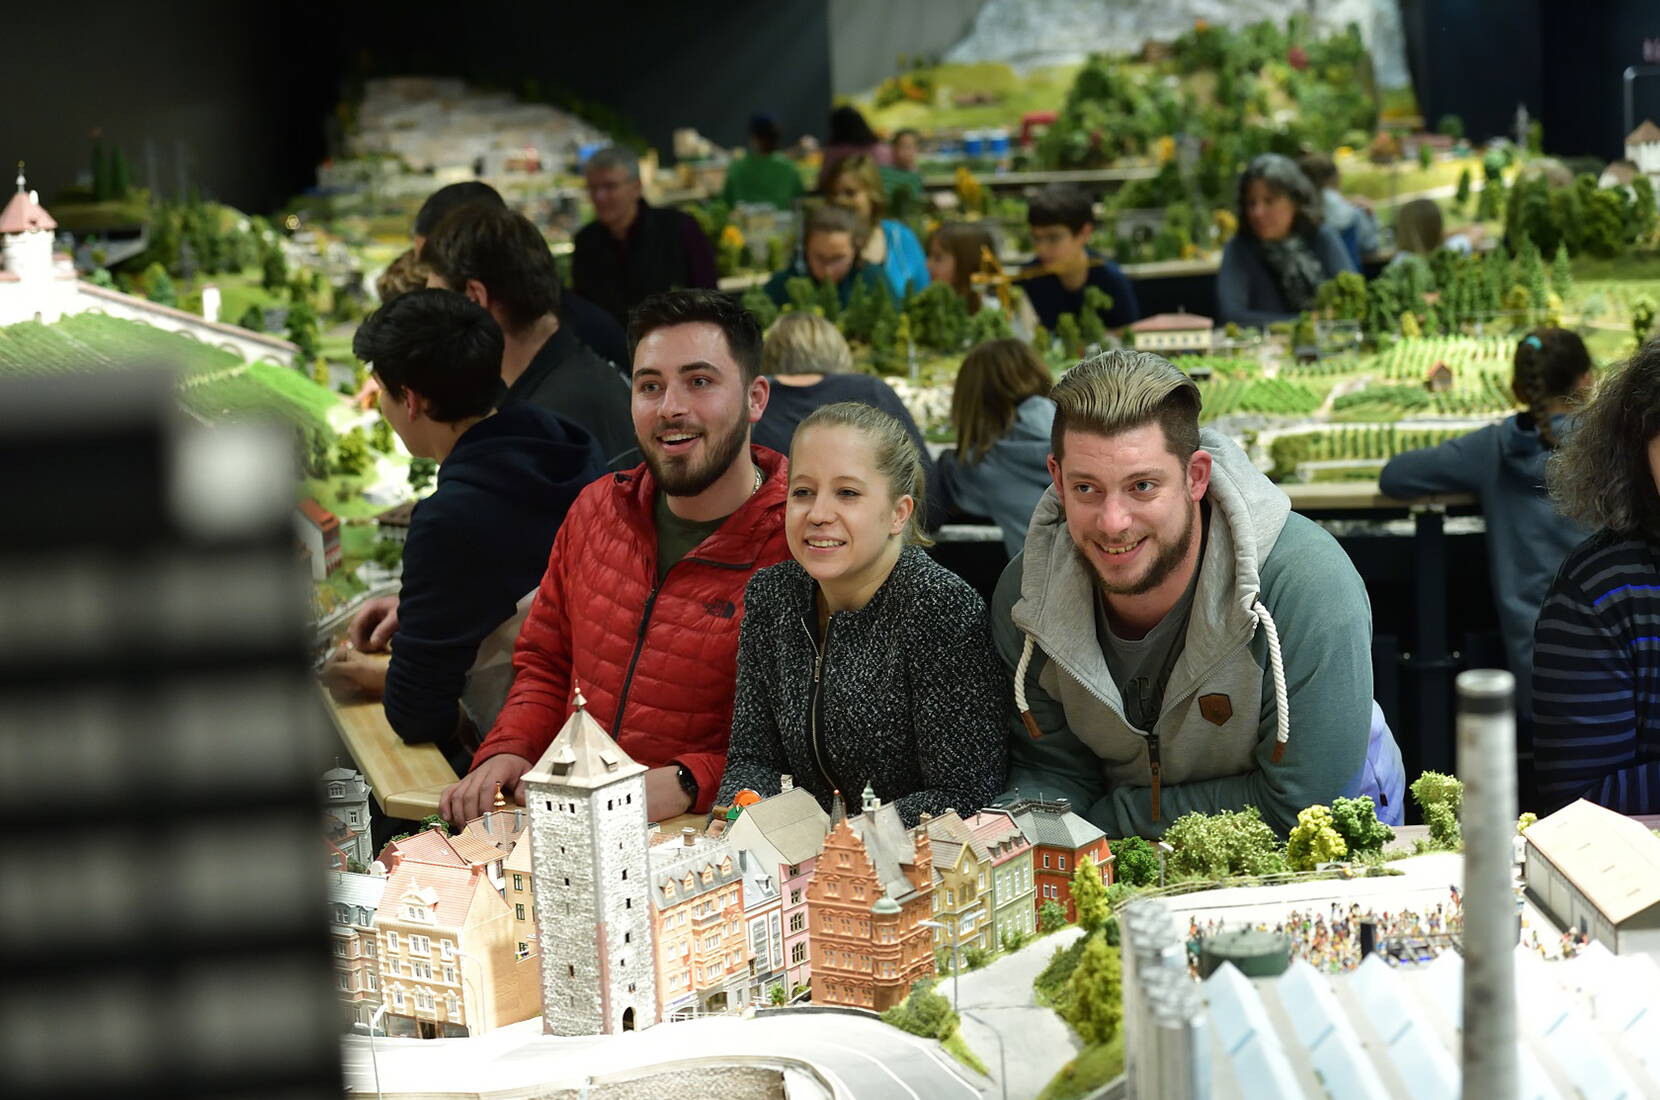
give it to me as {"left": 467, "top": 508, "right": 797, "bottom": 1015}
{"left": 1010, "top": 428, "right": 1300, "bottom": 769}
{"left": 438, "top": 402, "right": 604, "bottom": 507}
{"left": 1496, "top": 411, "right": 1570, "bottom": 484}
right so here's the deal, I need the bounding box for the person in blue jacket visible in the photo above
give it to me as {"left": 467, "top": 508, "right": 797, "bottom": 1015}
{"left": 1380, "top": 329, "right": 1593, "bottom": 772}
{"left": 1217, "top": 154, "right": 1356, "bottom": 327}
{"left": 824, "top": 154, "right": 929, "bottom": 300}
{"left": 321, "top": 289, "right": 604, "bottom": 772}
{"left": 937, "top": 338, "right": 1057, "bottom": 558}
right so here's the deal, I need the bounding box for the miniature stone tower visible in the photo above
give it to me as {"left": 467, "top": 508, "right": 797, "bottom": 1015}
{"left": 321, "top": 765, "right": 374, "bottom": 870}
{"left": 524, "top": 687, "right": 657, "bottom": 1035}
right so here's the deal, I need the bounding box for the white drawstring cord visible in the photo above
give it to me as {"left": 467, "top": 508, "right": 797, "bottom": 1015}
{"left": 1253, "top": 596, "right": 1290, "bottom": 761}
{"left": 1015, "top": 634, "right": 1043, "bottom": 740}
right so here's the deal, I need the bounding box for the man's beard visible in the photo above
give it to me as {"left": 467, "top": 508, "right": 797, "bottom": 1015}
{"left": 644, "top": 411, "right": 750, "bottom": 498}
{"left": 1092, "top": 501, "right": 1197, "bottom": 598}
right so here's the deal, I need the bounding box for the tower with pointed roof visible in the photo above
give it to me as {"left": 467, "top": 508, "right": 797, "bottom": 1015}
{"left": 0, "top": 162, "right": 79, "bottom": 326}
{"left": 523, "top": 686, "right": 657, "bottom": 1035}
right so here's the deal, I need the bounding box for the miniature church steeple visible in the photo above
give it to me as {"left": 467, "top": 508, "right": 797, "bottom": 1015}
{"left": 0, "top": 160, "right": 58, "bottom": 287}
{"left": 523, "top": 682, "right": 657, "bottom": 1035}
{"left": 861, "top": 782, "right": 880, "bottom": 813}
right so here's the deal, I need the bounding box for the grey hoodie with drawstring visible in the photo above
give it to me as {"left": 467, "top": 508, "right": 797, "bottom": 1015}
{"left": 990, "top": 428, "right": 1402, "bottom": 838}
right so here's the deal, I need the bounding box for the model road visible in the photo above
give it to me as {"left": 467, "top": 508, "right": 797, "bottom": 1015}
{"left": 342, "top": 1010, "right": 987, "bottom": 1099}
{"left": 943, "top": 926, "right": 1086, "bottom": 1100}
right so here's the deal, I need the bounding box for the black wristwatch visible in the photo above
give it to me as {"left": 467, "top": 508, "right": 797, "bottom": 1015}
{"left": 675, "top": 764, "right": 700, "bottom": 804}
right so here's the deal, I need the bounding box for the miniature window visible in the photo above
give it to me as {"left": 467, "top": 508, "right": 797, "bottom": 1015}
{"left": 622, "top": 869, "right": 628, "bottom": 881}
{"left": 513, "top": 874, "right": 524, "bottom": 891}
{"left": 329, "top": 784, "right": 343, "bottom": 798}
{"left": 608, "top": 799, "right": 614, "bottom": 810}
{"left": 853, "top": 883, "right": 865, "bottom": 900}
{"left": 627, "top": 794, "right": 632, "bottom": 804}
{"left": 516, "top": 942, "right": 529, "bottom": 961}
{"left": 790, "top": 889, "right": 802, "bottom": 905}
{"left": 366, "top": 941, "right": 376, "bottom": 958}
{"left": 443, "top": 966, "right": 454, "bottom": 984}
{"left": 1058, "top": 857, "right": 1067, "bottom": 871}
{"left": 826, "top": 881, "right": 839, "bottom": 897}
{"left": 791, "top": 942, "right": 806, "bottom": 963}
{"left": 367, "top": 972, "right": 377, "bottom": 990}
{"left": 440, "top": 941, "right": 453, "bottom": 959}
{"left": 1043, "top": 854, "right": 1050, "bottom": 868}
{"left": 516, "top": 904, "right": 526, "bottom": 920}
{"left": 564, "top": 877, "right": 571, "bottom": 886}
{"left": 336, "top": 973, "right": 351, "bottom": 991}
{"left": 787, "top": 864, "right": 801, "bottom": 877}
{"left": 386, "top": 932, "right": 400, "bottom": 951}
{"left": 625, "top": 931, "right": 631, "bottom": 944}
{"left": 789, "top": 913, "right": 804, "bottom": 933}
{"left": 545, "top": 801, "right": 553, "bottom": 811}
{"left": 412, "top": 935, "right": 430, "bottom": 955}
{"left": 838, "top": 852, "right": 850, "bottom": 867}
{"left": 568, "top": 964, "right": 576, "bottom": 977}
{"left": 626, "top": 898, "right": 633, "bottom": 909}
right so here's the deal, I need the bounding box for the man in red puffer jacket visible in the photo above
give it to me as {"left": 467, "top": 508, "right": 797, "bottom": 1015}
{"left": 442, "top": 290, "right": 789, "bottom": 825}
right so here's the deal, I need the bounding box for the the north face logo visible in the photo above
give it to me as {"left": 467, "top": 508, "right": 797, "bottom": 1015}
{"left": 704, "top": 599, "right": 737, "bottom": 619}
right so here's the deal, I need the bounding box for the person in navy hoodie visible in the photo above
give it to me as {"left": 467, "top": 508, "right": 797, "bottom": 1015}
{"left": 321, "top": 289, "right": 604, "bottom": 772}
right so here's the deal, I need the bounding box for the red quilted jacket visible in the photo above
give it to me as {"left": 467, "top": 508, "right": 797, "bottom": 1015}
{"left": 473, "top": 446, "right": 790, "bottom": 811}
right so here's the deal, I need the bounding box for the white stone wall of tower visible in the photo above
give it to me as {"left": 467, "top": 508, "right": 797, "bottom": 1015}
{"left": 527, "top": 770, "right": 657, "bottom": 1036}
{"left": 4, "top": 228, "right": 53, "bottom": 282}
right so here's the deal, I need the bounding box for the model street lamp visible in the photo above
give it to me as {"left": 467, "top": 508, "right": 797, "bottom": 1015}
{"left": 366, "top": 1002, "right": 390, "bottom": 1099}
{"left": 1157, "top": 841, "right": 1174, "bottom": 888}
{"left": 960, "top": 1007, "right": 1008, "bottom": 1100}
{"left": 919, "top": 917, "right": 960, "bottom": 1012}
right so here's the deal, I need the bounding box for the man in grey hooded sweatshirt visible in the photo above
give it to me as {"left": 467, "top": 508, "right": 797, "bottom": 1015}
{"left": 991, "top": 351, "right": 1403, "bottom": 838}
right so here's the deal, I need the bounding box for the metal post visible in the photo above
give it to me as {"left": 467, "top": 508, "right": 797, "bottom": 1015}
{"left": 367, "top": 1002, "right": 389, "bottom": 1099}
{"left": 1457, "top": 669, "right": 1518, "bottom": 1100}
{"left": 961, "top": 1008, "right": 1008, "bottom": 1100}
{"left": 1411, "top": 504, "right": 1454, "bottom": 777}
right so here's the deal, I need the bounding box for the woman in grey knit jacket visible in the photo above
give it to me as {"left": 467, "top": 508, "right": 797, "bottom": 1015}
{"left": 715, "top": 402, "right": 1010, "bottom": 827}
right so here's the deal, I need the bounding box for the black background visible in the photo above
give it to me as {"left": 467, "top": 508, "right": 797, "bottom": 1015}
{"left": 2, "top": 1, "right": 1657, "bottom": 216}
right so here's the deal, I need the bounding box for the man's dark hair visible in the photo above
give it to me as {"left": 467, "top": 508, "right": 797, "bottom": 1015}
{"left": 749, "top": 114, "right": 781, "bottom": 155}
{"left": 1027, "top": 185, "right": 1095, "bottom": 234}
{"left": 423, "top": 204, "right": 561, "bottom": 332}
{"left": 627, "top": 289, "right": 764, "bottom": 384}
{"left": 828, "top": 105, "right": 878, "bottom": 147}
{"left": 414, "top": 181, "right": 505, "bottom": 240}
{"left": 1298, "top": 153, "right": 1338, "bottom": 190}
{"left": 352, "top": 289, "right": 504, "bottom": 423}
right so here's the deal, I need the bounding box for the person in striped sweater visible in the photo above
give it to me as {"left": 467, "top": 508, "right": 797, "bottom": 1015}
{"left": 1534, "top": 339, "right": 1660, "bottom": 813}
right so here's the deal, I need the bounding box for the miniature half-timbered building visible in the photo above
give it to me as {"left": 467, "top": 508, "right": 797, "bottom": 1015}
{"left": 806, "top": 786, "right": 935, "bottom": 1012}
{"left": 523, "top": 688, "right": 658, "bottom": 1035}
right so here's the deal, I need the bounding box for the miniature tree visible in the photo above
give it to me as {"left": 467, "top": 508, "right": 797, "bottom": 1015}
{"left": 1516, "top": 812, "right": 1538, "bottom": 834}
{"left": 1162, "top": 805, "right": 1286, "bottom": 880}
{"left": 370, "top": 418, "right": 395, "bottom": 453}
{"left": 310, "top": 357, "right": 330, "bottom": 388}
{"left": 237, "top": 303, "right": 266, "bottom": 333}
{"left": 1328, "top": 795, "right": 1395, "bottom": 855}
{"left": 1437, "top": 114, "right": 1465, "bottom": 141}
{"left": 1502, "top": 285, "right": 1533, "bottom": 328}
{"left": 287, "top": 299, "right": 321, "bottom": 363}
{"left": 1110, "top": 835, "right": 1160, "bottom": 887}
{"left": 768, "top": 984, "right": 788, "bottom": 1006}
{"left": 1031, "top": 323, "right": 1051, "bottom": 359}
{"left": 905, "top": 282, "right": 968, "bottom": 353}
{"left": 1411, "top": 770, "right": 1464, "bottom": 849}
{"left": 409, "top": 457, "right": 438, "bottom": 493}
{"left": 1630, "top": 177, "right": 1658, "bottom": 245}
{"left": 334, "top": 427, "right": 372, "bottom": 477}
{"left": 1315, "top": 271, "right": 1368, "bottom": 322}
{"left": 1000, "top": 927, "right": 1029, "bottom": 953}
{"left": 1455, "top": 168, "right": 1472, "bottom": 210}
{"left": 143, "top": 262, "right": 178, "bottom": 307}
{"left": 967, "top": 305, "right": 1012, "bottom": 346}
{"left": 1077, "top": 286, "right": 1114, "bottom": 349}
{"left": 1632, "top": 297, "right": 1657, "bottom": 350}
{"left": 740, "top": 285, "right": 779, "bottom": 332}
{"left": 783, "top": 276, "right": 819, "bottom": 316}
{"left": 417, "top": 813, "right": 452, "bottom": 835}
{"left": 371, "top": 539, "right": 404, "bottom": 571}
{"left": 261, "top": 245, "right": 289, "bottom": 293}
{"left": 1071, "top": 855, "right": 1109, "bottom": 934}
{"left": 1056, "top": 313, "right": 1083, "bottom": 359}
{"left": 881, "top": 977, "right": 957, "bottom": 1040}
{"left": 1417, "top": 143, "right": 1434, "bottom": 171}
{"left": 1038, "top": 899, "right": 1067, "bottom": 933}
{"left": 1059, "top": 933, "right": 1122, "bottom": 1045}
{"left": 1286, "top": 805, "right": 1348, "bottom": 871}
{"left": 1424, "top": 802, "right": 1461, "bottom": 849}
{"left": 1475, "top": 177, "right": 1503, "bottom": 222}
{"left": 838, "top": 274, "right": 885, "bottom": 344}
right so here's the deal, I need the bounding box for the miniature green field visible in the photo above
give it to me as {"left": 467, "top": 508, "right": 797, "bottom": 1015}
{"left": 0, "top": 314, "right": 340, "bottom": 445}
{"left": 1338, "top": 154, "right": 1486, "bottom": 203}
{"left": 862, "top": 62, "right": 1084, "bottom": 134}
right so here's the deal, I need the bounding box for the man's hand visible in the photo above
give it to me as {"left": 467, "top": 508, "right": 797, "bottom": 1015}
{"left": 349, "top": 595, "right": 402, "bottom": 652}
{"left": 441, "top": 754, "right": 531, "bottom": 827}
{"left": 320, "top": 645, "right": 388, "bottom": 700}
{"left": 644, "top": 765, "right": 694, "bottom": 822}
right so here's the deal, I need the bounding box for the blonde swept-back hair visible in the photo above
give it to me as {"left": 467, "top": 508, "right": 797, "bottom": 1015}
{"left": 792, "top": 401, "right": 933, "bottom": 546}
{"left": 763, "top": 312, "right": 855, "bottom": 377}
{"left": 952, "top": 339, "right": 1054, "bottom": 462}
{"left": 377, "top": 248, "right": 431, "bottom": 304}
{"left": 1049, "top": 349, "right": 1203, "bottom": 461}
{"left": 826, "top": 154, "right": 886, "bottom": 242}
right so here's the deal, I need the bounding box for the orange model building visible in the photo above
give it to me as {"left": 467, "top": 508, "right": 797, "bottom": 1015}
{"left": 806, "top": 786, "right": 935, "bottom": 1012}
{"left": 1007, "top": 798, "right": 1111, "bottom": 924}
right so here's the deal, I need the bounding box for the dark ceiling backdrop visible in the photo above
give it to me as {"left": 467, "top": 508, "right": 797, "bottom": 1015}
{"left": 2, "top": 1, "right": 1657, "bottom": 218}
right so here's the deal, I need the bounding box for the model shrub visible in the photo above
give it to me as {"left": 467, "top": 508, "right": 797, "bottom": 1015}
{"left": 1110, "top": 835, "right": 1159, "bottom": 887}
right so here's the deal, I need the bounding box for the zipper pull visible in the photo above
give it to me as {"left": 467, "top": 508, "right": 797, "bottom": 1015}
{"left": 1148, "top": 733, "right": 1162, "bottom": 822}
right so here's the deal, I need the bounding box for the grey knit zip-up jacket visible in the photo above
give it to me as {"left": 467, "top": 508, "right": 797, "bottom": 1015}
{"left": 716, "top": 545, "right": 1010, "bottom": 827}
